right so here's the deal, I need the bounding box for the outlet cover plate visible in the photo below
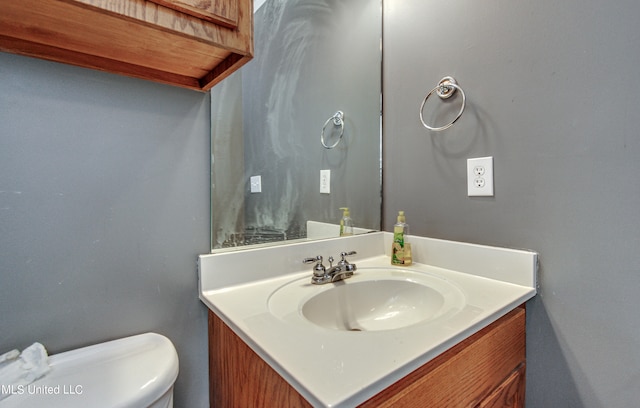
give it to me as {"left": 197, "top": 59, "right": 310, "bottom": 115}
{"left": 467, "top": 157, "right": 494, "bottom": 196}
{"left": 250, "top": 175, "right": 262, "bottom": 193}
{"left": 320, "top": 169, "right": 331, "bottom": 194}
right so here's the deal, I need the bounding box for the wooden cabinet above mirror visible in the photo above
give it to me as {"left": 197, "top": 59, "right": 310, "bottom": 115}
{"left": 0, "top": 0, "right": 253, "bottom": 92}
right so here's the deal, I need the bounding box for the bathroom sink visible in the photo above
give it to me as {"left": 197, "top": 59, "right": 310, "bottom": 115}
{"left": 201, "top": 233, "right": 538, "bottom": 407}
{"left": 268, "top": 267, "right": 466, "bottom": 331}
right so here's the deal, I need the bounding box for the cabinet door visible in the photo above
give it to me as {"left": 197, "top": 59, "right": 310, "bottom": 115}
{"left": 150, "top": 0, "right": 239, "bottom": 28}
{"left": 478, "top": 364, "right": 526, "bottom": 408}
{"left": 359, "top": 308, "right": 526, "bottom": 408}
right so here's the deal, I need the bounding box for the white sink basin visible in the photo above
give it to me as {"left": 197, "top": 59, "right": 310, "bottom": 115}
{"left": 269, "top": 267, "right": 466, "bottom": 331}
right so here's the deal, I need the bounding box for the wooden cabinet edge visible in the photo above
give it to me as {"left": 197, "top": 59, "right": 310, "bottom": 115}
{"left": 201, "top": 54, "right": 252, "bottom": 91}
{"left": 0, "top": 35, "right": 251, "bottom": 91}
{"left": 0, "top": 35, "right": 198, "bottom": 90}
{"left": 208, "top": 307, "right": 527, "bottom": 408}
{"left": 150, "top": 0, "right": 239, "bottom": 29}
{"left": 208, "top": 310, "right": 312, "bottom": 408}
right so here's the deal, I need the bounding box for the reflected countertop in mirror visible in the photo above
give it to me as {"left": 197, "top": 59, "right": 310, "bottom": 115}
{"left": 210, "top": 0, "right": 382, "bottom": 250}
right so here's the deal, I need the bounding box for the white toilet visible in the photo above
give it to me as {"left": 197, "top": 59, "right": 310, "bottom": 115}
{"left": 0, "top": 332, "right": 179, "bottom": 408}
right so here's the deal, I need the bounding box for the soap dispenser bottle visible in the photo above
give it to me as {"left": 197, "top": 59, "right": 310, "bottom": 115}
{"left": 339, "top": 207, "right": 354, "bottom": 236}
{"left": 391, "top": 210, "right": 411, "bottom": 265}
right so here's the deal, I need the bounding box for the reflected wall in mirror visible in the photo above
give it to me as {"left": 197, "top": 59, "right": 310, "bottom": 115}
{"left": 210, "top": 0, "right": 382, "bottom": 250}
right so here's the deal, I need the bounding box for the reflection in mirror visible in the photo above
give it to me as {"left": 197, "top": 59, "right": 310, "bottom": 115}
{"left": 210, "top": 0, "right": 382, "bottom": 250}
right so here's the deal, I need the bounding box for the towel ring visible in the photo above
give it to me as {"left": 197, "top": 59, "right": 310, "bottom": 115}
{"left": 419, "top": 76, "right": 466, "bottom": 131}
{"left": 321, "top": 111, "right": 345, "bottom": 149}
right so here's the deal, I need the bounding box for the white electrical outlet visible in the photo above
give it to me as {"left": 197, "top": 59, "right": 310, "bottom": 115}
{"left": 250, "top": 175, "right": 262, "bottom": 193}
{"left": 467, "top": 157, "right": 494, "bottom": 196}
{"left": 320, "top": 169, "right": 331, "bottom": 194}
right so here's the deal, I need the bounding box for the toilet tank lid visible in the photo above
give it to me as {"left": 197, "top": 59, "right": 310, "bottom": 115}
{"left": 0, "top": 332, "right": 179, "bottom": 408}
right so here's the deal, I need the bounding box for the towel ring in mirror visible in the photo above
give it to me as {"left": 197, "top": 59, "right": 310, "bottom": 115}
{"left": 321, "top": 111, "right": 345, "bottom": 149}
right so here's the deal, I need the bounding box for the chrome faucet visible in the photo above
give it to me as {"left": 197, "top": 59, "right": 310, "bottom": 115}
{"left": 303, "top": 251, "right": 357, "bottom": 285}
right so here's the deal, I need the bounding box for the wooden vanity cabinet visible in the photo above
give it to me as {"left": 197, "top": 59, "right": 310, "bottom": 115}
{"left": 208, "top": 306, "right": 526, "bottom": 408}
{"left": 0, "top": 0, "right": 253, "bottom": 91}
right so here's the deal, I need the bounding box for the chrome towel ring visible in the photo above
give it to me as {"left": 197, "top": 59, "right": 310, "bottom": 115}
{"left": 419, "top": 76, "right": 466, "bottom": 131}
{"left": 321, "top": 111, "right": 345, "bottom": 149}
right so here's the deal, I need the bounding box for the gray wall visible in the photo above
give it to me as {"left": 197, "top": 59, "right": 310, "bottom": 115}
{"left": 384, "top": 1, "right": 640, "bottom": 407}
{"left": 0, "top": 53, "right": 210, "bottom": 406}
{"left": 5, "top": 0, "right": 640, "bottom": 405}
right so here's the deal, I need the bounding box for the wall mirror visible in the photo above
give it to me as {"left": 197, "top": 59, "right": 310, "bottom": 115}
{"left": 210, "top": 0, "right": 382, "bottom": 250}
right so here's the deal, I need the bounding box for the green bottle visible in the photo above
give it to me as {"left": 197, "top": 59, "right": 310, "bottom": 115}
{"left": 391, "top": 211, "right": 408, "bottom": 265}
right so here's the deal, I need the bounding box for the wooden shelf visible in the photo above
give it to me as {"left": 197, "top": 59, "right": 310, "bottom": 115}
{"left": 0, "top": 0, "right": 253, "bottom": 91}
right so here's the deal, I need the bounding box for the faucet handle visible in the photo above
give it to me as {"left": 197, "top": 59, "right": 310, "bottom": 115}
{"left": 303, "top": 255, "right": 322, "bottom": 264}
{"left": 303, "top": 256, "right": 326, "bottom": 276}
{"left": 339, "top": 251, "right": 357, "bottom": 263}
{"left": 304, "top": 256, "right": 329, "bottom": 284}
{"left": 338, "top": 251, "right": 357, "bottom": 271}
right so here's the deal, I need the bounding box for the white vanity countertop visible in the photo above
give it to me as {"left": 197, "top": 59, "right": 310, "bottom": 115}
{"left": 199, "top": 232, "right": 537, "bottom": 407}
